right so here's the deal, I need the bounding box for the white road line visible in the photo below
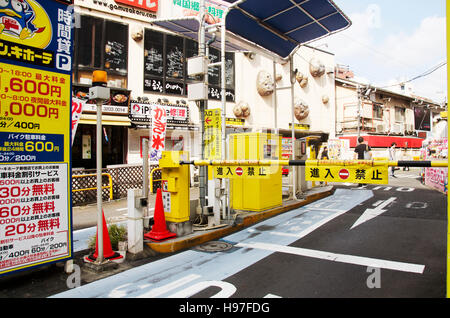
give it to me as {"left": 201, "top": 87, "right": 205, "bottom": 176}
{"left": 136, "top": 274, "right": 201, "bottom": 298}
{"left": 270, "top": 209, "right": 348, "bottom": 238}
{"left": 236, "top": 242, "right": 425, "bottom": 274}
{"left": 350, "top": 197, "right": 396, "bottom": 229}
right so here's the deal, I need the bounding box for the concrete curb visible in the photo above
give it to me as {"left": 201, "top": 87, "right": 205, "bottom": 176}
{"left": 146, "top": 186, "right": 335, "bottom": 253}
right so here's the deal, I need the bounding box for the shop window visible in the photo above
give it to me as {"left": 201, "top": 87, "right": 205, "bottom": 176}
{"left": 73, "top": 15, "right": 128, "bottom": 88}
{"left": 143, "top": 28, "right": 234, "bottom": 100}
{"left": 72, "top": 125, "right": 126, "bottom": 169}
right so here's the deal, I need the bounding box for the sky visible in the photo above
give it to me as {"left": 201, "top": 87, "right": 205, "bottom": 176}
{"left": 312, "top": 0, "right": 447, "bottom": 104}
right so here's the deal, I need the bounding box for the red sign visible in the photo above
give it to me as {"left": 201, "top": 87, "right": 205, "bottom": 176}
{"left": 339, "top": 169, "right": 350, "bottom": 180}
{"left": 235, "top": 167, "right": 243, "bottom": 176}
{"left": 115, "top": 0, "right": 158, "bottom": 12}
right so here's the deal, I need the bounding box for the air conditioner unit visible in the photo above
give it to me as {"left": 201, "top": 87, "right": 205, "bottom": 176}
{"left": 392, "top": 123, "right": 403, "bottom": 134}
{"left": 376, "top": 124, "right": 385, "bottom": 133}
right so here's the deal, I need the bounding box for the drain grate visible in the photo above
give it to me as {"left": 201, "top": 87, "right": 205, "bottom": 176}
{"left": 196, "top": 241, "right": 234, "bottom": 253}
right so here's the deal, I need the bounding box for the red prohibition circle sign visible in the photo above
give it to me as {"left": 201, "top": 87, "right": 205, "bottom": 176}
{"left": 235, "top": 167, "right": 243, "bottom": 176}
{"left": 339, "top": 169, "right": 350, "bottom": 180}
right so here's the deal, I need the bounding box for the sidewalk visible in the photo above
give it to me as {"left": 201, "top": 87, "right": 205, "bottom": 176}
{"left": 72, "top": 185, "right": 334, "bottom": 253}
{"left": 0, "top": 185, "right": 334, "bottom": 298}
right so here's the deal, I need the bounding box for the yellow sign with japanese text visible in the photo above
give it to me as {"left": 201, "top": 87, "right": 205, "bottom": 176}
{"left": 0, "top": 64, "right": 71, "bottom": 163}
{"left": 213, "top": 165, "right": 277, "bottom": 179}
{"left": 204, "top": 108, "right": 222, "bottom": 160}
{"left": 0, "top": 0, "right": 73, "bottom": 276}
{"left": 305, "top": 163, "right": 389, "bottom": 184}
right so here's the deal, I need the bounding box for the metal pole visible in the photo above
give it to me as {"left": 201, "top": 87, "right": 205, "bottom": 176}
{"left": 142, "top": 138, "right": 149, "bottom": 200}
{"left": 180, "top": 159, "right": 449, "bottom": 168}
{"left": 96, "top": 101, "right": 103, "bottom": 263}
{"left": 273, "top": 60, "right": 278, "bottom": 134}
{"left": 198, "top": 0, "right": 207, "bottom": 216}
{"left": 290, "top": 56, "right": 298, "bottom": 200}
{"left": 357, "top": 84, "right": 361, "bottom": 138}
{"left": 220, "top": 18, "right": 229, "bottom": 221}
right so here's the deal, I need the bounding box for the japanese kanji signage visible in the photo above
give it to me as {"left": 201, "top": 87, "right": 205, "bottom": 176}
{"left": 71, "top": 98, "right": 84, "bottom": 145}
{"left": 213, "top": 165, "right": 277, "bottom": 179}
{"left": 204, "top": 109, "right": 221, "bottom": 160}
{"left": 305, "top": 162, "right": 389, "bottom": 185}
{"left": 150, "top": 105, "right": 167, "bottom": 161}
{"left": 130, "top": 102, "right": 189, "bottom": 125}
{"left": 0, "top": 0, "right": 73, "bottom": 276}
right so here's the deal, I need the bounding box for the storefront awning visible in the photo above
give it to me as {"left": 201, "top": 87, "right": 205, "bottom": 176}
{"left": 152, "top": 0, "right": 351, "bottom": 61}
{"left": 78, "top": 114, "right": 132, "bottom": 126}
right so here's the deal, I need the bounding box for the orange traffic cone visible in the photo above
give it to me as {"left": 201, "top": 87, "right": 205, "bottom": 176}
{"left": 144, "top": 188, "right": 176, "bottom": 241}
{"left": 85, "top": 210, "right": 123, "bottom": 262}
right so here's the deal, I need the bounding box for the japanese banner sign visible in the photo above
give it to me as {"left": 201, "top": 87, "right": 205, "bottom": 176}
{"left": 150, "top": 104, "right": 167, "bottom": 161}
{"left": 0, "top": 0, "right": 73, "bottom": 276}
{"left": 71, "top": 98, "right": 84, "bottom": 145}
{"left": 204, "top": 109, "right": 221, "bottom": 160}
{"left": 305, "top": 161, "right": 389, "bottom": 185}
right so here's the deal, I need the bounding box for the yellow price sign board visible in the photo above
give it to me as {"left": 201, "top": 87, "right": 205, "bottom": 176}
{"left": 0, "top": 0, "right": 73, "bottom": 276}
{"left": 204, "top": 108, "right": 222, "bottom": 160}
{"left": 305, "top": 164, "right": 389, "bottom": 184}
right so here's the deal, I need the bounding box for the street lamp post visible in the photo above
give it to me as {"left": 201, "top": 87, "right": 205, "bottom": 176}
{"left": 88, "top": 70, "right": 110, "bottom": 264}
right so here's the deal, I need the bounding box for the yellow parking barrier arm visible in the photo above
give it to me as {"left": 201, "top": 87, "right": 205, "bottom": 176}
{"left": 180, "top": 159, "right": 448, "bottom": 168}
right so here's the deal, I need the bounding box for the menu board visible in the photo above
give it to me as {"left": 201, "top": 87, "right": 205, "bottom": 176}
{"left": 208, "top": 49, "right": 235, "bottom": 88}
{"left": 144, "top": 29, "right": 164, "bottom": 77}
{"left": 166, "top": 34, "right": 184, "bottom": 79}
{"left": 104, "top": 20, "right": 128, "bottom": 73}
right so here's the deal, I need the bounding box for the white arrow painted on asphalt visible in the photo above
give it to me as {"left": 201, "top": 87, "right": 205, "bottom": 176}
{"left": 350, "top": 197, "right": 396, "bottom": 229}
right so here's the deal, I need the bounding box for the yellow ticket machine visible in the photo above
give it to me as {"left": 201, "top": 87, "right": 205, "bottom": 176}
{"left": 229, "top": 133, "right": 282, "bottom": 212}
{"left": 159, "top": 151, "right": 190, "bottom": 223}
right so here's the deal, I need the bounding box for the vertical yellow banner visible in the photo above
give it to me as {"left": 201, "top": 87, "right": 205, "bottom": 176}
{"left": 204, "top": 108, "right": 222, "bottom": 160}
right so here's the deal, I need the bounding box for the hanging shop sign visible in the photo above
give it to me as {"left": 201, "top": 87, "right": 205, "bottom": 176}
{"left": 204, "top": 108, "right": 221, "bottom": 160}
{"left": 130, "top": 102, "right": 189, "bottom": 125}
{"left": 150, "top": 104, "right": 167, "bottom": 161}
{"left": 226, "top": 117, "right": 244, "bottom": 126}
{"left": 115, "top": 0, "right": 158, "bottom": 12}
{"left": 168, "top": 0, "right": 228, "bottom": 23}
{"left": 305, "top": 162, "right": 389, "bottom": 185}
{"left": 289, "top": 123, "right": 311, "bottom": 131}
{"left": 75, "top": 0, "right": 156, "bottom": 21}
{"left": 0, "top": 0, "right": 73, "bottom": 276}
{"left": 72, "top": 98, "right": 84, "bottom": 145}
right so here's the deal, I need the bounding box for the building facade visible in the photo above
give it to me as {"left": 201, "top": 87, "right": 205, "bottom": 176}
{"left": 335, "top": 77, "right": 445, "bottom": 159}
{"left": 71, "top": 0, "right": 338, "bottom": 169}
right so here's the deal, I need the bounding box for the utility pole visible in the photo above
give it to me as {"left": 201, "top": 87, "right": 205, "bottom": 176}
{"left": 198, "top": 0, "right": 207, "bottom": 221}
{"left": 357, "top": 84, "right": 362, "bottom": 138}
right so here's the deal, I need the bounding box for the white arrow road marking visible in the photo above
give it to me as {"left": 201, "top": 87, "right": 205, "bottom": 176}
{"left": 350, "top": 197, "right": 396, "bottom": 230}
{"left": 236, "top": 242, "right": 425, "bottom": 274}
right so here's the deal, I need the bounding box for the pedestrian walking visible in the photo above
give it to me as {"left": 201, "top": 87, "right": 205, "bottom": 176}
{"left": 354, "top": 136, "right": 372, "bottom": 160}
{"left": 388, "top": 142, "right": 397, "bottom": 177}
{"left": 402, "top": 143, "right": 410, "bottom": 171}
{"left": 354, "top": 137, "right": 372, "bottom": 187}
{"left": 320, "top": 146, "right": 329, "bottom": 160}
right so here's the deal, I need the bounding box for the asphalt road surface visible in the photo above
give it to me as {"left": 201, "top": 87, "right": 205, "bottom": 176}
{"left": 52, "top": 168, "right": 447, "bottom": 299}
